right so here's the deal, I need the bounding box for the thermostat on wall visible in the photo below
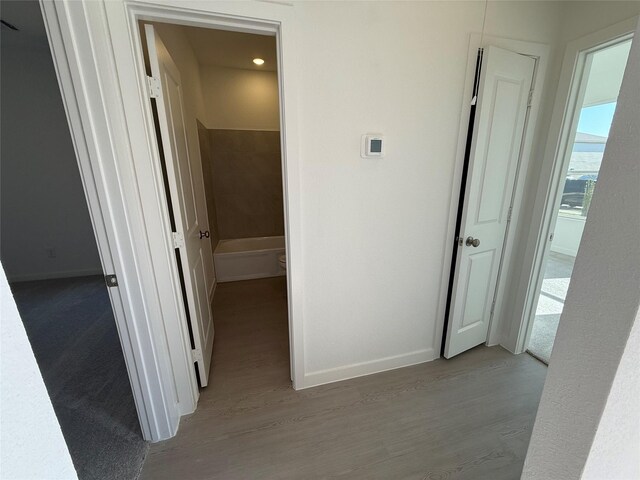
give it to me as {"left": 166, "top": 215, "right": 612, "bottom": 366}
{"left": 361, "top": 134, "right": 385, "bottom": 158}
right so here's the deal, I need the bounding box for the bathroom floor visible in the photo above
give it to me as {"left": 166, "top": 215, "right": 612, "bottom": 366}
{"left": 140, "top": 276, "right": 546, "bottom": 480}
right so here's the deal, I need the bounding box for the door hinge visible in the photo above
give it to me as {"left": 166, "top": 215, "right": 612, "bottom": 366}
{"left": 507, "top": 206, "right": 513, "bottom": 222}
{"left": 490, "top": 299, "right": 496, "bottom": 315}
{"left": 105, "top": 274, "right": 118, "bottom": 288}
{"left": 527, "top": 90, "right": 534, "bottom": 107}
{"left": 549, "top": 232, "right": 554, "bottom": 242}
{"left": 191, "top": 348, "right": 203, "bottom": 363}
{"left": 147, "top": 76, "right": 161, "bottom": 99}
{"left": 172, "top": 231, "right": 185, "bottom": 249}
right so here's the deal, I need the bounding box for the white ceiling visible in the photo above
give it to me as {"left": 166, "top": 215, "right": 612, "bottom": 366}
{"left": 184, "top": 26, "right": 277, "bottom": 72}
{"left": 583, "top": 39, "right": 632, "bottom": 107}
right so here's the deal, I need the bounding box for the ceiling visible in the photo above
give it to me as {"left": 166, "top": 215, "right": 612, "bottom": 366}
{"left": 184, "top": 26, "right": 277, "bottom": 72}
{"left": 583, "top": 39, "right": 632, "bottom": 107}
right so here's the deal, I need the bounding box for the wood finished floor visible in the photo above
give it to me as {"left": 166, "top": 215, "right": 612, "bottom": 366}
{"left": 141, "top": 277, "right": 546, "bottom": 480}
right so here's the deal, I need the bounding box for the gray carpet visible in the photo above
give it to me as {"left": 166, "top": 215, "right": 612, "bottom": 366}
{"left": 528, "top": 313, "right": 561, "bottom": 364}
{"left": 10, "top": 276, "right": 148, "bottom": 480}
{"left": 527, "top": 252, "right": 575, "bottom": 364}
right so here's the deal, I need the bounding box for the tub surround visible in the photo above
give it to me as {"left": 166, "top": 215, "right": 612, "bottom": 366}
{"left": 208, "top": 129, "right": 284, "bottom": 240}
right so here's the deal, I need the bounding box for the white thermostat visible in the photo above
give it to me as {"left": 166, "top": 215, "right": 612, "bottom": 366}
{"left": 361, "top": 134, "right": 385, "bottom": 158}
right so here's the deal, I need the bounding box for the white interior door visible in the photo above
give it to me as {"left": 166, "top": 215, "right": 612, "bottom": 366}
{"left": 444, "top": 46, "right": 535, "bottom": 358}
{"left": 145, "top": 24, "right": 215, "bottom": 386}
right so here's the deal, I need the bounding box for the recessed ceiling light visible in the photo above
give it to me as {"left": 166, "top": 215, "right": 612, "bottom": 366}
{"left": 253, "top": 58, "right": 265, "bottom": 66}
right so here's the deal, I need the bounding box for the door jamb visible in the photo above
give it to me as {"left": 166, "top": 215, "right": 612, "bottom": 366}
{"left": 40, "top": 0, "right": 304, "bottom": 442}
{"left": 514, "top": 18, "right": 638, "bottom": 355}
{"left": 434, "top": 34, "right": 549, "bottom": 356}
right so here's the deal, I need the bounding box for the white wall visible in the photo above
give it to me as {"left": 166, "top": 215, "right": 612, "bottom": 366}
{"left": 582, "top": 310, "right": 640, "bottom": 479}
{"left": 550, "top": 215, "right": 584, "bottom": 257}
{"left": 294, "top": 1, "right": 563, "bottom": 380}
{"left": 0, "top": 30, "right": 102, "bottom": 282}
{"left": 0, "top": 262, "right": 77, "bottom": 479}
{"left": 200, "top": 65, "right": 280, "bottom": 130}
{"left": 522, "top": 18, "right": 640, "bottom": 478}
{"left": 558, "top": 1, "right": 640, "bottom": 45}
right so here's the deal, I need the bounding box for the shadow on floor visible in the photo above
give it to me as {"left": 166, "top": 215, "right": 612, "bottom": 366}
{"left": 10, "top": 275, "right": 148, "bottom": 480}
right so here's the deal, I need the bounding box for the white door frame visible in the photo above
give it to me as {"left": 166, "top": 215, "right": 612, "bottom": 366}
{"left": 435, "top": 34, "right": 549, "bottom": 355}
{"left": 514, "top": 18, "right": 638, "bottom": 355}
{"left": 40, "top": 0, "right": 304, "bottom": 442}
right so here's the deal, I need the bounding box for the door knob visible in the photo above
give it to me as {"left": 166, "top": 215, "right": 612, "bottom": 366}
{"left": 199, "top": 230, "right": 210, "bottom": 239}
{"left": 465, "top": 236, "right": 480, "bottom": 247}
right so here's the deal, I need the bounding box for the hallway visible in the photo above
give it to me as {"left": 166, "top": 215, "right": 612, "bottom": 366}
{"left": 141, "top": 277, "right": 546, "bottom": 480}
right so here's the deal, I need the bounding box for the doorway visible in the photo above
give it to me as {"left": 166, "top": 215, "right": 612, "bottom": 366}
{"left": 0, "top": 1, "right": 147, "bottom": 477}
{"left": 139, "top": 21, "right": 290, "bottom": 392}
{"left": 526, "top": 37, "right": 633, "bottom": 364}
{"left": 442, "top": 40, "right": 545, "bottom": 358}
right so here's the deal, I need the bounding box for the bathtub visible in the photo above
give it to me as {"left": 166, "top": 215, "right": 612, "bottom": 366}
{"left": 214, "top": 236, "right": 285, "bottom": 283}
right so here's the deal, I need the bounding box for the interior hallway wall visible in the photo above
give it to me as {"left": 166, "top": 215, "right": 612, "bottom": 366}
{"left": 0, "top": 6, "right": 102, "bottom": 282}
{"left": 0, "top": 262, "right": 77, "bottom": 479}
{"left": 294, "top": 0, "right": 564, "bottom": 378}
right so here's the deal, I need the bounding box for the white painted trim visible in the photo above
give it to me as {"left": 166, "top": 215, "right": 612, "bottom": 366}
{"left": 39, "top": 0, "right": 179, "bottom": 441}
{"left": 434, "top": 34, "right": 549, "bottom": 356}
{"left": 302, "top": 349, "right": 436, "bottom": 389}
{"left": 42, "top": 0, "right": 304, "bottom": 441}
{"left": 512, "top": 17, "right": 638, "bottom": 355}
{"left": 7, "top": 269, "right": 104, "bottom": 283}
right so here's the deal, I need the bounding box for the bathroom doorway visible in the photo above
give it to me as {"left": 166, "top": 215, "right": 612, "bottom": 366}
{"left": 526, "top": 36, "right": 632, "bottom": 364}
{"left": 139, "top": 21, "right": 290, "bottom": 392}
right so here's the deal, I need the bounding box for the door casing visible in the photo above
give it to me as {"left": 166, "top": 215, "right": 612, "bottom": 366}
{"left": 41, "top": 0, "right": 304, "bottom": 442}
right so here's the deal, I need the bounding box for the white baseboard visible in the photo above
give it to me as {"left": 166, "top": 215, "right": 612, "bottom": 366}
{"left": 7, "top": 268, "right": 103, "bottom": 283}
{"left": 299, "top": 348, "right": 436, "bottom": 389}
